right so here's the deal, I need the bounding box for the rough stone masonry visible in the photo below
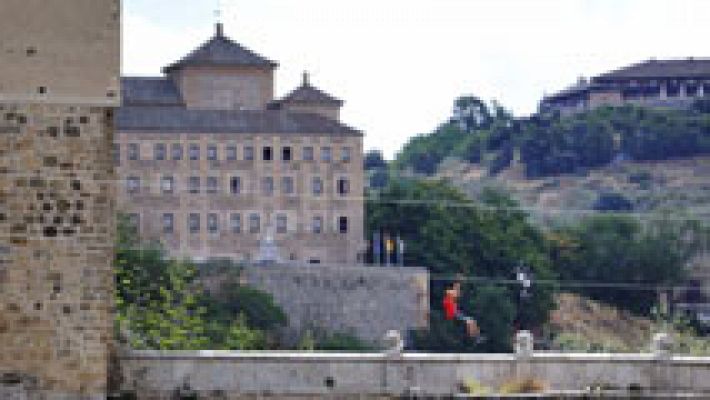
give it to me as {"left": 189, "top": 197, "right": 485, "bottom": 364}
{"left": 0, "top": 1, "right": 120, "bottom": 399}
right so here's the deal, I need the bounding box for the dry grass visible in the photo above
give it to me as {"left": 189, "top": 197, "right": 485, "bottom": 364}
{"left": 498, "top": 377, "right": 548, "bottom": 394}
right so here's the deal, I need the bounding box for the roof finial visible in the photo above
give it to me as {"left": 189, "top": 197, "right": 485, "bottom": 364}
{"left": 214, "top": 0, "right": 224, "bottom": 37}
{"left": 302, "top": 71, "right": 310, "bottom": 87}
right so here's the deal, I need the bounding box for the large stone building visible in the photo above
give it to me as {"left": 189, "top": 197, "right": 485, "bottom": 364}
{"left": 0, "top": 0, "right": 119, "bottom": 398}
{"left": 541, "top": 58, "right": 710, "bottom": 116}
{"left": 116, "top": 24, "right": 365, "bottom": 264}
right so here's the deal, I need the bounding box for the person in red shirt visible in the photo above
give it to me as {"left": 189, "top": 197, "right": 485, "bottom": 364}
{"left": 443, "top": 280, "right": 480, "bottom": 337}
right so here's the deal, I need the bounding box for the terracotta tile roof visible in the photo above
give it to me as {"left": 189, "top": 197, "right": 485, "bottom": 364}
{"left": 595, "top": 58, "right": 710, "bottom": 81}
{"left": 162, "top": 23, "right": 277, "bottom": 73}
{"left": 115, "top": 106, "right": 361, "bottom": 136}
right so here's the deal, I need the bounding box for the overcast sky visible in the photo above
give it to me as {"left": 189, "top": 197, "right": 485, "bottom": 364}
{"left": 123, "top": 0, "right": 710, "bottom": 158}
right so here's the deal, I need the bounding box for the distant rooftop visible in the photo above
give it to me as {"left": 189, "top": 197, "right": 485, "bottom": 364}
{"left": 596, "top": 58, "right": 710, "bottom": 81}
{"left": 162, "top": 23, "right": 277, "bottom": 73}
{"left": 116, "top": 106, "right": 361, "bottom": 136}
{"left": 121, "top": 77, "right": 183, "bottom": 106}
{"left": 278, "top": 72, "right": 343, "bottom": 105}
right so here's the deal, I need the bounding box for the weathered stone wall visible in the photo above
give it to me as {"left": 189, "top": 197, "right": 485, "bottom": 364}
{"left": 0, "top": 1, "right": 119, "bottom": 398}
{"left": 0, "top": 104, "right": 115, "bottom": 399}
{"left": 116, "top": 350, "right": 710, "bottom": 398}
{"left": 237, "top": 264, "right": 429, "bottom": 345}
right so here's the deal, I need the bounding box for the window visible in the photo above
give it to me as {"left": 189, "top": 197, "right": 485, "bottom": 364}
{"left": 282, "top": 146, "right": 292, "bottom": 161}
{"left": 230, "top": 213, "right": 241, "bottom": 233}
{"left": 312, "top": 177, "right": 323, "bottom": 196}
{"left": 230, "top": 176, "right": 241, "bottom": 194}
{"left": 207, "top": 145, "right": 218, "bottom": 161}
{"left": 127, "top": 143, "right": 139, "bottom": 160}
{"left": 312, "top": 216, "right": 322, "bottom": 234}
{"left": 337, "top": 178, "right": 350, "bottom": 196}
{"left": 206, "top": 176, "right": 219, "bottom": 193}
{"left": 171, "top": 143, "right": 183, "bottom": 160}
{"left": 161, "top": 176, "right": 174, "bottom": 194}
{"left": 154, "top": 143, "right": 166, "bottom": 160}
{"left": 226, "top": 145, "right": 237, "bottom": 161}
{"left": 303, "top": 146, "right": 314, "bottom": 161}
{"left": 338, "top": 216, "right": 348, "bottom": 234}
{"left": 189, "top": 144, "right": 200, "bottom": 160}
{"left": 113, "top": 144, "right": 120, "bottom": 165}
{"left": 128, "top": 213, "right": 140, "bottom": 234}
{"left": 282, "top": 176, "right": 294, "bottom": 195}
{"left": 244, "top": 146, "right": 254, "bottom": 161}
{"left": 162, "top": 213, "right": 174, "bottom": 234}
{"left": 686, "top": 84, "right": 698, "bottom": 97}
{"left": 188, "top": 176, "right": 200, "bottom": 194}
{"left": 249, "top": 213, "right": 260, "bottom": 234}
{"left": 126, "top": 176, "right": 140, "bottom": 194}
{"left": 263, "top": 146, "right": 273, "bottom": 161}
{"left": 321, "top": 147, "right": 332, "bottom": 162}
{"left": 276, "top": 214, "right": 287, "bottom": 234}
{"left": 262, "top": 177, "right": 274, "bottom": 196}
{"left": 207, "top": 213, "right": 219, "bottom": 234}
{"left": 188, "top": 213, "right": 200, "bottom": 233}
{"left": 341, "top": 147, "right": 352, "bottom": 162}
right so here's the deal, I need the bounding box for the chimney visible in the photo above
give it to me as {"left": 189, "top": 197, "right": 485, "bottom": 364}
{"left": 216, "top": 22, "right": 224, "bottom": 37}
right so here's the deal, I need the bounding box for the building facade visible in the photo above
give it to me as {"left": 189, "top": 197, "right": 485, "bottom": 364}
{"left": 116, "top": 24, "right": 365, "bottom": 264}
{"left": 541, "top": 58, "right": 710, "bottom": 116}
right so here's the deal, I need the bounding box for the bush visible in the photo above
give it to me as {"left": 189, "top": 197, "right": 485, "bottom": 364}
{"left": 316, "top": 333, "right": 372, "bottom": 351}
{"left": 593, "top": 192, "right": 634, "bottom": 212}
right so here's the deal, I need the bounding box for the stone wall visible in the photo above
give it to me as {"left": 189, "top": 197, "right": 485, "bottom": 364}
{"left": 116, "top": 350, "right": 710, "bottom": 398}
{"left": 0, "top": 103, "right": 116, "bottom": 399}
{"left": 0, "top": 1, "right": 119, "bottom": 398}
{"left": 236, "top": 264, "right": 429, "bottom": 345}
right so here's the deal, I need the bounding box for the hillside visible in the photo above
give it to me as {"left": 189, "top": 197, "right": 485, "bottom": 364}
{"left": 548, "top": 293, "right": 710, "bottom": 355}
{"left": 547, "top": 293, "right": 653, "bottom": 352}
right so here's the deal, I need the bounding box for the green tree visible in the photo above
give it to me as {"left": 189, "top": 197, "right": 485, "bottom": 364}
{"left": 552, "top": 214, "right": 698, "bottom": 315}
{"left": 364, "top": 149, "right": 387, "bottom": 170}
{"left": 115, "top": 215, "right": 269, "bottom": 350}
{"left": 367, "top": 179, "right": 556, "bottom": 352}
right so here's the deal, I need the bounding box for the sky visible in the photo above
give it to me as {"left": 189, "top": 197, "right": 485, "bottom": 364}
{"left": 123, "top": 0, "right": 710, "bottom": 159}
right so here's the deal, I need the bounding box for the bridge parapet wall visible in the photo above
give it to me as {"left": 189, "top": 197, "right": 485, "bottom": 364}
{"left": 116, "top": 350, "right": 710, "bottom": 398}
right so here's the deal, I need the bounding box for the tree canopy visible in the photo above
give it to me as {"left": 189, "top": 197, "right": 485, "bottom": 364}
{"left": 395, "top": 96, "right": 710, "bottom": 178}
{"left": 367, "top": 179, "right": 556, "bottom": 351}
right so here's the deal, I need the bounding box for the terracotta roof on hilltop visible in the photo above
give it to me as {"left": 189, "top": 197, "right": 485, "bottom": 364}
{"left": 596, "top": 58, "right": 710, "bottom": 81}
{"left": 162, "top": 23, "right": 277, "bottom": 73}
{"left": 116, "top": 106, "right": 361, "bottom": 136}
{"left": 278, "top": 72, "right": 343, "bottom": 105}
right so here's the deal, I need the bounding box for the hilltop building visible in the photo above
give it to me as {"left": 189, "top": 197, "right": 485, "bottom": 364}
{"left": 541, "top": 58, "right": 710, "bottom": 115}
{"left": 115, "top": 23, "right": 365, "bottom": 264}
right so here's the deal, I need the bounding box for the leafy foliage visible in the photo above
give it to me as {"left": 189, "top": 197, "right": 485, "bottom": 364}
{"left": 550, "top": 215, "right": 701, "bottom": 315}
{"left": 364, "top": 149, "right": 387, "bottom": 170}
{"left": 367, "top": 179, "right": 556, "bottom": 352}
{"left": 115, "top": 215, "right": 277, "bottom": 350}
{"left": 395, "top": 95, "right": 710, "bottom": 179}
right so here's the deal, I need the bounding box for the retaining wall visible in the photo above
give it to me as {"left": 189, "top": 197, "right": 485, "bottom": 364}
{"left": 116, "top": 350, "right": 710, "bottom": 398}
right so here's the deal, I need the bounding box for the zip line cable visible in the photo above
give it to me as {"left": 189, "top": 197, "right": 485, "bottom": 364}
{"left": 425, "top": 273, "right": 702, "bottom": 292}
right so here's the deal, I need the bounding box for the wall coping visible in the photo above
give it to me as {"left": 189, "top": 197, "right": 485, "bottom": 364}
{"left": 120, "top": 350, "right": 710, "bottom": 365}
